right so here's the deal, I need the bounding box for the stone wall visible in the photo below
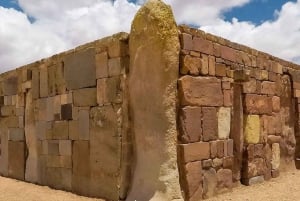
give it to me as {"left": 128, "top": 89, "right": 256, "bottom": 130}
{"left": 1, "top": 1, "right": 300, "bottom": 201}
{"left": 0, "top": 32, "right": 130, "bottom": 201}
{"left": 177, "top": 25, "right": 300, "bottom": 200}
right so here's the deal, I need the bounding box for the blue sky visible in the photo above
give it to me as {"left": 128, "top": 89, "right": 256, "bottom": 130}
{"left": 0, "top": 0, "right": 300, "bottom": 71}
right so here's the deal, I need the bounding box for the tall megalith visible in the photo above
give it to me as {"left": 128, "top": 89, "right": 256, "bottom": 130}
{"left": 127, "top": 0, "right": 182, "bottom": 200}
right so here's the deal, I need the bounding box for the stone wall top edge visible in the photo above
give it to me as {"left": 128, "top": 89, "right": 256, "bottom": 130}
{"left": 178, "top": 24, "right": 300, "bottom": 71}
{"left": 0, "top": 32, "right": 129, "bottom": 78}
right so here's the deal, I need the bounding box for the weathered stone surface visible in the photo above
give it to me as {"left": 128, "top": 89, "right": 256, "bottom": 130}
{"left": 78, "top": 109, "right": 89, "bottom": 140}
{"left": 244, "top": 115, "right": 260, "bottom": 144}
{"left": 108, "top": 57, "right": 127, "bottom": 77}
{"left": 203, "top": 168, "right": 217, "bottom": 199}
{"left": 180, "top": 55, "right": 200, "bottom": 75}
{"left": 8, "top": 128, "right": 24, "bottom": 141}
{"left": 202, "top": 159, "right": 213, "bottom": 169}
{"left": 64, "top": 48, "right": 96, "bottom": 90}
{"left": 69, "top": 120, "right": 79, "bottom": 140}
{"left": 212, "top": 158, "right": 223, "bottom": 168}
{"left": 208, "top": 55, "right": 216, "bottom": 76}
{"left": 61, "top": 104, "right": 72, "bottom": 120}
{"left": 271, "top": 143, "right": 280, "bottom": 170}
{"left": 179, "top": 76, "right": 223, "bottom": 107}
{"left": 2, "top": 76, "right": 18, "bottom": 96}
{"left": 178, "top": 142, "right": 210, "bottom": 163}
{"left": 39, "top": 65, "right": 48, "bottom": 98}
{"left": 215, "top": 63, "right": 227, "bottom": 77}
{"left": 97, "top": 77, "right": 122, "bottom": 105}
{"left": 243, "top": 175, "right": 264, "bottom": 186}
{"left": 217, "top": 169, "right": 233, "bottom": 193}
{"left": 59, "top": 140, "right": 72, "bottom": 156}
{"left": 96, "top": 52, "right": 108, "bottom": 79}
{"left": 193, "top": 37, "right": 213, "bottom": 55}
{"left": 272, "top": 96, "right": 280, "bottom": 112}
{"left": 218, "top": 107, "right": 231, "bottom": 139}
{"left": 243, "top": 79, "right": 257, "bottom": 93}
{"left": 216, "top": 140, "right": 224, "bottom": 158}
{"left": 179, "top": 106, "right": 202, "bottom": 143}
{"left": 180, "top": 33, "right": 192, "bottom": 50}
{"left": 182, "top": 161, "right": 203, "bottom": 201}
{"left": 203, "top": 107, "right": 218, "bottom": 141}
{"left": 8, "top": 141, "right": 25, "bottom": 180}
{"left": 261, "top": 81, "right": 276, "bottom": 95}
{"left": 72, "top": 140, "right": 90, "bottom": 196}
{"left": 73, "top": 88, "right": 97, "bottom": 107}
{"left": 210, "top": 141, "right": 217, "bottom": 158}
{"left": 127, "top": 1, "right": 182, "bottom": 200}
{"left": 52, "top": 121, "right": 68, "bottom": 140}
{"left": 244, "top": 94, "right": 272, "bottom": 115}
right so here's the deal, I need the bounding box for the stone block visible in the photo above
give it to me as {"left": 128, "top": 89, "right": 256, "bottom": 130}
{"left": 200, "top": 54, "right": 209, "bottom": 75}
{"left": 208, "top": 55, "right": 216, "bottom": 76}
{"left": 218, "top": 107, "right": 231, "bottom": 139}
{"left": 72, "top": 140, "right": 90, "bottom": 196}
{"left": 244, "top": 115, "right": 260, "bottom": 144}
{"left": 64, "top": 48, "right": 96, "bottom": 90}
{"left": 220, "top": 46, "right": 236, "bottom": 62}
{"left": 59, "top": 140, "right": 72, "bottom": 156}
{"left": 243, "top": 79, "right": 257, "bottom": 94}
{"left": 3, "top": 76, "right": 18, "bottom": 96}
{"left": 202, "top": 159, "right": 213, "bottom": 169}
{"left": 271, "top": 143, "right": 280, "bottom": 170}
{"left": 227, "top": 139, "right": 233, "bottom": 157}
{"left": 37, "top": 121, "right": 47, "bottom": 140}
{"left": 73, "top": 88, "right": 97, "bottom": 107}
{"left": 96, "top": 52, "right": 108, "bottom": 79}
{"left": 223, "top": 157, "right": 233, "bottom": 168}
{"left": 46, "top": 97, "right": 54, "bottom": 121}
{"left": 52, "top": 121, "right": 68, "bottom": 140}
{"left": 48, "top": 140, "right": 59, "bottom": 155}
{"left": 1, "top": 106, "right": 16, "bottom": 116}
{"left": 180, "top": 33, "right": 193, "bottom": 50}
{"left": 203, "top": 168, "right": 217, "bottom": 199}
{"left": 179, "top": 106, "right": 202, "bottom": 143}
{"left": 217, "top": 140, "right": 224, "bottom": 158}
{"left": 97, "top": 77, "right": 122, "bottom": 105}
{"left": 182, "top": 161, "right": 203, "bottom": 201}
{"left": 254, "top": 144, "right": 264, "bottom": 158}
{"left": 108, "top": 57, "right": 127, "bottom": 77}
{"left": 202, "top": 107, "right": 218, "bottom": 141}
{"left": 47, "top": 65, "right": 56, "bottom": 97}
{"left": 178, "top": 142, "right": 210, "bottom": 163}
{"left": 108, "top": 39, "right": 128, "bottom": 58}
{"left": 39, "top": 65, "right": 48, "bottom": 98}
{"left": 212, "top": 158, "right": 223, "bottom": 168}
{"left": 271, "top": 169, "right": 280, "bottom": 178}
{"left": 192, "top": 37, "right": 213, "bottom": 55}
{"left": 210, "top": 141, "right": 217, "bottom": 158}
{"left": 272, "top": 96, "right": 280, "bottom": 112}
{"left": 61, "top": 93, "right": 72, "bottom": 105}
{"left": 261, "top": 81, "right": 276, "bottom": 95}
{"left": 8, "top": 128, "right": 24, "bottom": 141}
{"left": 223, "top": 90, "right": 232, "bottom": 107}
{"left": 179, "top": 76, "right": 223, "bottom": 107}
{"left": 180, "top": 55, "right": 200, "bottom": 75}
{"left": 38, "top": 98, "right": 47, "bottom": 121}
{"left": 78, "top": 109, "right": 89, "bottom": 140}
{"left": 243, "top": 175, "right": 264, "bottom": 186}
{"left": 61, "top": 104, "right": 72, "bottom": 120}
{"left": 69, "top": 120, "right": 79, "bottom": 140}
{"left": 267, "top": 135, "right": 281, "bottom": 144}
{"left": 217, "top": 169, "right": 233, "bottom": 193}
{"left": 8, "top": 141, "right": 25, "bottom": 180}
{"left": 215, "top": 63, "right": 227, "bottom": 77}
{"left": 244, "top": 94, "right": 272, "bottom": 115}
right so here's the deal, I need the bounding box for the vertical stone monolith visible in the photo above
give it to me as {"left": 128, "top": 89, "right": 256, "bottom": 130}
{"left": 127, "top": 0, "right": 183, "bottom": 200}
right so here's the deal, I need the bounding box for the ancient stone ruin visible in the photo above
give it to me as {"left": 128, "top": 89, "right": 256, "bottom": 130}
{"left": 1, "top": 0, "right": 300, "bottom": 200}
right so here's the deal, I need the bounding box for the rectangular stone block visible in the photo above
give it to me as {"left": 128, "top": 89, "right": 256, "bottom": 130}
{"left": 39, "top": 65, "right": 48, "bottom": 98}
{"left": 180, "top": 55, "right": 200, "bottom": 75}
{"left": 48, "top": 140, "right": 59, "bottom": 155}
{"left": 61, "top": 104, "right": 72, "bottom": 120}
{"left": 215, "top": 63, "right": 227, "bottom": 77}
{"left": 97, "top": 77, "right": 121, "bottom": 105}
{"left": 202, "top": 107, "right": 218, "bottom": 141}
{"left": 261, "top": 81, "right": 276, "bottom": 95}
{"left": 72, "top": 140, "right": 90, "bottom": 196}
{"left": 2, "top": 76, "right": 18, "bottom": 96}
{"left": 218, "top": 107, "right": 231, "bottom": 140}
{"left": 272, "top": 96, "right": 280, "bottom": 112}
{"left": 59, "top": 140, "right": 72, "bottom": 156}
{"left": 52, "top": 121, "right": 68, "bottom": 140}
{"left": 180, "top": 33, "right": 193, "bottom": 50}
{"left": 242, "top": 79, "right": 257, "bottom": 94}
{"left": 1, "top": 106, "right": 16, "bottom": 116}
{"left": 69, "top": 120, "right": 79, "bottom": 140}
{"left": 227, "top": 139, "right": 233, "bottom": 157}
{"left": 244, "top": 94, "right": 272, "bottom": 115}
{"left": 32, "top": 69, "right": 40, "bottom": 99}
{"left": 46, "top": 97, "right": 54, "bottom": 121}
{"left": 217, "top": 140, "right": 224, "bottom": 158}
{"left": 178, "top": 142, "right": 210, "bottom": 163}
{"left": 200, "top": 54, "right": 209, "bottom": 75}
{"left": 179, "top": 76, "right": 223, "bottom": 107}
{"left": 73, "top": 88, "right": 97, "bottom": 107}
{"left": 178, "top": 106, "right": 202, "bottom": 143}
{"left": 192, "top": 37, "right": 213, "bottom": 55}
{"left": 8, "top": 128, "right": 24, "bottom": 141}
{"left": 244, "top": 115, "right": 260, "bottom": 144}
{"left": 96, "top": 52, "right": 108, "bottom": 79}
{"left": 108, "top": 57, "right": 127, "bottom": 77}
{"left": 220, "top": 45, "right": 236, "bottom": 62}
{"left": 108, "top": 39, "right": 128, "bottom": 58}
{"left": 8, "top": 141, "right": 25, "bottom": 180}
{"left": 208, "top": 55, "right": 216, "bottom": 76}
{"left": 271, "top": 143, "right": 280, "bottom": 170}
{"left": 48, "top": 65, "right": 56, "bottom": 96}
{"left": 79, "top": 109, "right": 90, "bottom": 140}
{"left": 64, "top": 48, "right": 96, "bottom": 90}
{"left": 210, "top": 141, "right": 217, "bottom": 158}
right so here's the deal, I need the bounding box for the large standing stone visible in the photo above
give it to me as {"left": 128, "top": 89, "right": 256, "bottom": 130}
{"left": 127, "top": 0, "right": 183, "bottom": 200}
{"left": 64, "top": 48, "right": 96, "bottom": 90}
{"left": 202, "top": 107, "right": 218, "bottom": 141}
{"left": 179, "top": 76, "right": 223, "bottom": 107}
{"left": 271, "top": 143, "right": 280, "bottom": 170}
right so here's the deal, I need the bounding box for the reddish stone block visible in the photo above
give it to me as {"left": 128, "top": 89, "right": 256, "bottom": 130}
{"left": 193, "top": 37, "right": 213, "bottom": 55}
{"left": 182, "top": 161, "right": 203, "bottom": 200}
{"left": 220, "top": 46, "right": 236, "bottom": 62}
{"left": 246, "top": 144, "right": 254, "bottom": 161}
{"left": 178, "top": 76, "right": 223, "bottom": 107}
{"left": 215, "top": 63, "right": 227, "bottom": 77}
{"left": 244, "top": 94, "right": 272, "bottom": 115}
{"left": 222, "top": 81, "right": 231, "bottom": 90}
{"left": 180, "top": 55, "right": 200, "bottom": 75}
{"left": 210, "top": 141, "right": 217, "bottom": 158}
{"left": 202, "top": 107, "right": 218, "bottom": 141}
{"left": 227, "top": 139, "right": 233, "bottom": 157}
{"left": 180, "top": 33, "right": 193, "bottom": 50}
{"left": 223, "top": 157, "right": 233, "bottom": 169}
{"left": 272, "top": 96, "right": 280, "bottom": 112}
{"left": 179, "top": 106, "right": 202, "bottom": 143}
{"left": 243, "top": 79, "right": 257, "bottom": 94}
{"left": 217, "top": 169, "right": 233, "bottom": 192}
{"left": 223, "top": 90, "right": 232, "bottom": 107}
{"left": 271, "top": 169, "right": 280, "bottom": 178}
{"left": 178, "top": 142, "right": 210, "bottom": 163}
{"left": 293, "top": 82, "right": 300, "bottom": 90}
{"left": 261, "top": 81, "right": 276, "bottom": 95}
{"left": 254, "top": 144, "right": 264, "bottom": 158}
{"left": 208, "top": 56, "right": 216, "bottom": 76}
{"left": 213, "top": 43, "right": 221, "bottom": 57}
{"left": 217, "top": 140, "right": 224, "bottom": 158}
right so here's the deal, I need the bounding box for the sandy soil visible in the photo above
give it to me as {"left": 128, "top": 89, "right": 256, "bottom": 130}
{"left": 0, "top": 170, "right": 300, "bottom": 201}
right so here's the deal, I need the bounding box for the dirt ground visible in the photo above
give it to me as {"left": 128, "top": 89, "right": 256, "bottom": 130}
{"left": 0, "top": 169, "right": 300, "bottom": 201}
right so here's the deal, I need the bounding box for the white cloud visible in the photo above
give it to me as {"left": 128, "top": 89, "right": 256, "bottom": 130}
{"left": 1, "top": 0, "right": 300, "bottom": 72}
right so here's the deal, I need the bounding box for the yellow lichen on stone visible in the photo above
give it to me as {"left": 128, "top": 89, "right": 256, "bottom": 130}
{"left": 244, "top": 115, "right": 260, "bottom": 144}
